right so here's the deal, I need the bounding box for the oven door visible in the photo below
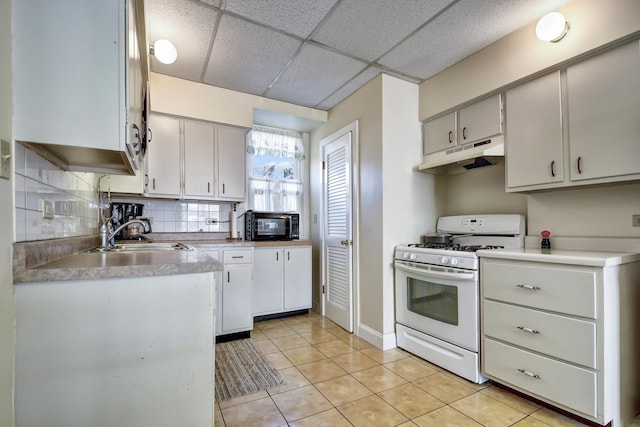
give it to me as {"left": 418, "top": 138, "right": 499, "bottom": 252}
{"left": 395, "top": 260, "right": 479, "bottom": 352}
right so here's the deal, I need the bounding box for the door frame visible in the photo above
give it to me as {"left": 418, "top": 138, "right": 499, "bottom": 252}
{"left": 320, "top": 121, "right": 359, "bottom": 334}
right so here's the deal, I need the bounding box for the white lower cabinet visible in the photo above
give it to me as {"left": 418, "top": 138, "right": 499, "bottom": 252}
{"left": 253, "top": 245, "right": 312, "bottom": 316}
{"left": 480, "top": 256, "right": 640, "bottom": 426}
{"left": 220, "top": 249, "right": 253, "bottom": 335}
{"left": 202, "top": 248, "right": 253, "bottom": 336}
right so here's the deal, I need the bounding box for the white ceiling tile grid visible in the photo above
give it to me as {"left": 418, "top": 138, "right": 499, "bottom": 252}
{"left": 203, "top": 14, "right": 302, "bottom": 94}
{"left": 146, "top": 0, "right": 571, "bottom": 111}
{"left": 224, "top": 0, "right": 338, "bottom": 39}
{"left": 266, "top": 42, "right": 368, "bottom": 107}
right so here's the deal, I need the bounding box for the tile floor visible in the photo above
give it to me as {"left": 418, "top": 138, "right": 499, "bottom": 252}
{"left": 214, "top": 312, "right": 633, "bottom": 427}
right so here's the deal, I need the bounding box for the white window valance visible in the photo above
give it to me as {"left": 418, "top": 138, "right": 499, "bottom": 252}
{"left": 247, "top": 126, "right": 305, "bottom": 160}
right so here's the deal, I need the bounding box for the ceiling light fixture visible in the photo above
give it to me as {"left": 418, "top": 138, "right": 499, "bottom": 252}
{"left": 536, "top": 12, "right": 570, "bottom": 43}
{"left": 150, "top": 39, "right": 177, "bottom": 64}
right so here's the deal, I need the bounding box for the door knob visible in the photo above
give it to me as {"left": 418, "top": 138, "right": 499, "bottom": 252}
{"left": 340, "top": 240, "right": 351, "bottom": 246}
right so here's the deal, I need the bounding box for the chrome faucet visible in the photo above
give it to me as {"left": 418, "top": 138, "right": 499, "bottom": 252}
{"left": 99, "top": 218, "right": 149, "bottom": 249}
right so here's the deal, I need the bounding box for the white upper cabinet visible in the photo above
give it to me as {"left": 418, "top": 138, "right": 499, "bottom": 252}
{"left": 567, "top": 40, "right": 640, "bottom": 182}
{"left": 506, "top": 71, "right": 564, "bottom": 189}
{"left": 423, "top": 95, "right": 502, "bottom": 156}
{"left": 423, "top": 112, "right": 457, "bottom": 155}
{"left": 216, "top": 126, "right": 247, "bottom": 201}
{"left": 457, "top": 95, "right": 503, "bottom": 145}
{"left": 13, "top": 0, "right": 143, "bottom": 174}
{"left": 184, "top": 121, "right": 215, "bottom": 199}
{"left": 506, "top": 41, "right": 640, "bottom": 192}
{"left": 146, "top": 115, "right": 182, "bottom": 197}
{"left": 143, "top": 114, "right": 247, "bottom": 201}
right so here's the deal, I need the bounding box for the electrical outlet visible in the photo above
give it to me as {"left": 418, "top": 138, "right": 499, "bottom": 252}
{"left": 632, "top": 214, "right": 640, "bottom": 227}
{"left": 206, "top": 218, "right": 218, "bottom": 225}
{"left": 42, "top": 200, "right": 55, "bottom": 219}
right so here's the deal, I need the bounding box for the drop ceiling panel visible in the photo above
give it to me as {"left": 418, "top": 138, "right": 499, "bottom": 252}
{"left": 224, "top": 0, "right": 338, "bottom": 39}
{"left": 204, "top": 15, "right": 302, "bottom": 94}
{"left": 316, "top": 66, "right": 382, "bottom": 110}
{"left": 312, "top": 0, "right": 455, "bottom": 62}
{"left": 147, "top": 0, "right": 218, "bottom": 81}
{"left": 378, "top": 0, "right": 570, "bottom": 80}
{"left": 267, "top": 43, "right": 368, "bottom": 107}
{"left": 198, "top": 0, "right": 220, "bottom": 6}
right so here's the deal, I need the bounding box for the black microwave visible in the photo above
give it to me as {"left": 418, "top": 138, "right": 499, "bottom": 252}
{"left": 245, "top": 211, "right": 300, "bottom": 241}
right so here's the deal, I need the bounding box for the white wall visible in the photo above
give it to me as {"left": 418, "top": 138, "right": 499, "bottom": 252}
{"left": 311, "top": 74, "right": 437, "bottom": 346}
{"left": 0, "top": 0, "right": 14, "bottom": 424}
{"left": 438, "top": 162, "right": 527, "bottom": 221}
{"left": 381, "top": 76, "right": 437, "bottom": 336}
{"left": 149, "top": 73, "right": 327, "bottom": 129}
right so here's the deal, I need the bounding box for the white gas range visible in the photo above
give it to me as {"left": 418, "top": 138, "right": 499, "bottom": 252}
{"left": 395, "top": 214, "right": 525, "bottom": 384}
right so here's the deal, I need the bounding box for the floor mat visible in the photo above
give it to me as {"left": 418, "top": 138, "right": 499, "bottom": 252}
{"left": 215, "top": 339, "right": 286, "bottom": 401}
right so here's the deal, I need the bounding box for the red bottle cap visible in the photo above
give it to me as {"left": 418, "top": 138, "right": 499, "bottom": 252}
{"left": 541, "top": 230, "right": 551, "bottom": 237}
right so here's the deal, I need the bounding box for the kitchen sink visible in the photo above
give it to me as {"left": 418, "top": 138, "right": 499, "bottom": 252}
{"left": 85, "top": 242, "right": 194, "bottom": 253}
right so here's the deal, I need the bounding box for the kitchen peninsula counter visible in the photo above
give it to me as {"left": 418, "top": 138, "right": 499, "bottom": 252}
{"left": 13, "top": 235, "right": 222, "bottom": 284}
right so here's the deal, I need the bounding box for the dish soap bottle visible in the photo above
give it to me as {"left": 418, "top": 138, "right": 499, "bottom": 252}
{"left": 541, "top": 230, "right": 551, "bottom": 253}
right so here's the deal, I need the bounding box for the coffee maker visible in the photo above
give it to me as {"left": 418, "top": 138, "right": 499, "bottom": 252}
{"left": 109, "top": 202, "right": 151, "bottom": 240}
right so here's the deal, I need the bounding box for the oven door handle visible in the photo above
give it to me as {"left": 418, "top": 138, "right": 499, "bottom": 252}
{"left": 395, "top": 261, "right": 475, "bottom": 281}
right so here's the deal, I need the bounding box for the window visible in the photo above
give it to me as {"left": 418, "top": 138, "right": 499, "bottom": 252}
{"left": 247, "top": 126, "right": 304, "bottom": 213}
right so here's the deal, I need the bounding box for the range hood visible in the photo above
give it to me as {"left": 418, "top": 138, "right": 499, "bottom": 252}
{"left": 417, "top": 136, "right": 504, "bottom": 175}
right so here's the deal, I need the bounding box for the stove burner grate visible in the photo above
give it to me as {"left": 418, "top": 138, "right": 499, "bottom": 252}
{"left": 407, "top": 243, "right": 504, "bottom": 252}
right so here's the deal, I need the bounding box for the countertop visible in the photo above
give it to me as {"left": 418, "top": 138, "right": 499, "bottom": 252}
{"left": 13, "top": 233, "right": 313, "bottom": 284}
{"left": 477, "top": 247, "right": 640, "bottom": 267}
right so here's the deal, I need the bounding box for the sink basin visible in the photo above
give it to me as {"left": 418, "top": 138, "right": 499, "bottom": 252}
{"left": 85, "top": 242, "right": 194, "bottom": 253}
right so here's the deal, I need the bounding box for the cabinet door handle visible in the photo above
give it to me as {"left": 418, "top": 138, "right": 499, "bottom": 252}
{"left": 448, "top": 131, "right": 453, "bottom": 143}
{"left": 227, "top": 271, "right": 230, "bottom": 283}
{"left": 208, "top": 182, "right": 210, "bottom": 193}
{"left": 152, "top": 178, "right": 156, "bottom": 190}
{"left": 276, "top": 252, "right": 279, "bottom": 261}
{"left": 577, "top": 156, "right": 583, "bottom": 174}
{"left": 462, "top": 127, "right": 467, "bottom": 140}
{"left": 517, "top": 369, "right": 541, "bottom": 379}
{"left": 287, "top": 251, "right": 290, "bottom": 261}
{"left": 516, "top": 284, "right": 541, "bottom": 291}
{"left": 550, "top": 160, "right": 556, "bottom": 177}
{"left": 517, "top": 326, "right": 541, "bottom": 335}
{"left": 222, "top": 183, "right": 226, "bottom": 194}
{"left": 144, "top": 174, "right": 149, "bottom": 187}
{"left": 148, "top": 128, "right": 153, "bottom": 143}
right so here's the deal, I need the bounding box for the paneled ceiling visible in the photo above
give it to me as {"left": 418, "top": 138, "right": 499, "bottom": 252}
{"left": 146, "top": 0, "right": 570, "bottom": 111}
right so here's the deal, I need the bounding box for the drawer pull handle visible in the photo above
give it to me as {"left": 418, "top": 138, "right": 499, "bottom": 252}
{"left": 517, "top": 326, "right": 540, "bottom": 334}
{"left": 231, "top": 256, "right": 244, "bottom": 259}
{"left": 517, "top": 284, "right": 541, "bottom": 291}
{"left": 517, "top": 369, "right": 541, "bottom": 379}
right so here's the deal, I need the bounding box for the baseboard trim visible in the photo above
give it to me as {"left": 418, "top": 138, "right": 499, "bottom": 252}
{"left": 358, "top": 323, "right": 397, "bottom": 350}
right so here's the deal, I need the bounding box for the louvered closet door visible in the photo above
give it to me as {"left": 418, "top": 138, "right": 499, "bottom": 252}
{"left": 323, "top": 131, "right": 353, "bottom": 332}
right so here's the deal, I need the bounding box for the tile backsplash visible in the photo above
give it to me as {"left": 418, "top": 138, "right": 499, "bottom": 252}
{"left": 14, "top": 143, "right": 100, "bottom": 242}
{"left": 110, "top": 197, "right": 244, "bottom": 234}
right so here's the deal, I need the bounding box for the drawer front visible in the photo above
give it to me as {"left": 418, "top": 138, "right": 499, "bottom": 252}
{"left": 482, "top": 260, "right": 597, "bottom": 318}
{"left": 483, "top": 338, "right": 597, "bottom": 418}
{"left": 483, "top": 300, "right": 596, "bottom": 368}
{"left": 223, "top": 249, "right": 253, "bottom": 264}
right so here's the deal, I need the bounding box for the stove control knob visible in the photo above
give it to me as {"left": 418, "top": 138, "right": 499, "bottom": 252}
{"left": 440, "top": 256, "right": 449, "bottom": 264}
{"left": 450, "top": 258, "right": 459, "bottom": 266}
{"left": 403, "top": 252, "right": 409, "bottom": 259}
{"left": 409, "top": 253, "right": 417, "bottom": 260}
